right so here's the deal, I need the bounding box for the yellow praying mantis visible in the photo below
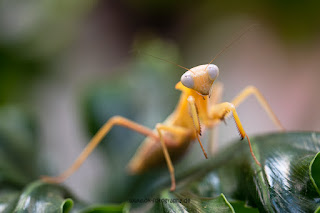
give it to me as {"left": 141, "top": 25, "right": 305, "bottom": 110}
{"left": 41, "top": 27, "right": 285, "bottom": 191}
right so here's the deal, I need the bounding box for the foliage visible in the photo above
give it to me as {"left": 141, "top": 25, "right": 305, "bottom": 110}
{"left": 1, "top": 105, "right": 320, "bottom": 212}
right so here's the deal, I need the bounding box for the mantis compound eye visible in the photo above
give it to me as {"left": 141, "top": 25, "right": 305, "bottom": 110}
{"left": 207, "top": 64, "right": 219, "bottom": 80}
{"left": 181, "top": 71, "right": 195, "bottom": 89}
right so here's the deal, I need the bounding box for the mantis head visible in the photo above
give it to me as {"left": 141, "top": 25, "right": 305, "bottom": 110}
{"left": 181, "top": 64, "right": 219, "bottom": 96}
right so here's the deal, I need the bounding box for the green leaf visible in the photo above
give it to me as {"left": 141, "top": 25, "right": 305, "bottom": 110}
{"left": 310, "top": 152, "right": 320, "bottom": 195}
{"left": 0, "top": 189, "right": 20, "bottom": 213}
{"left": 13, "top": 181, "right": 74, "bottom": 213}
{"left": 174, "top": 132, "right": 320, "bottom": 212}
{"left": 0, "top": 180, "right": 131, "bottom": 213}
{"left": 149, "top": 190, "right": 234, "bottom": 213}
{"left": 79, "top": 203, "right": 130, "bottom": 213}
{"left": 229, "top": 201, "right": 259, "bottom": 213}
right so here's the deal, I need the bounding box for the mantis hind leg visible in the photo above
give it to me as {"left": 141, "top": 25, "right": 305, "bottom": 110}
{"left": 231, "top": 86, "right": 285, "bottom": 131}
{"left": 41, "top": 116, "right": 158, "bottom": 183}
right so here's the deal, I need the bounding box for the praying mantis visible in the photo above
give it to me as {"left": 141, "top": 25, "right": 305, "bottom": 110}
{"left": 41, "top": 28, "right": 285, "bottom": 191}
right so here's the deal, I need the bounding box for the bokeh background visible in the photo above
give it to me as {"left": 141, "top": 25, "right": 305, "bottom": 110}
{"left": 1, "top": 0, "right": 320, "bottom": 203}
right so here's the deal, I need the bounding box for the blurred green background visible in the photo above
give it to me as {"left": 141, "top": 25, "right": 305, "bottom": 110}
{"left": 1, "top": 0, "right": 320, "bottom": 203}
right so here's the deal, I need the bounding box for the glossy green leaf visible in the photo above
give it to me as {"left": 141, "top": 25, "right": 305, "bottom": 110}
{"left": 0, "top": 180, "right": 131, "bottom": 213}
{"left": 177, "top": 192, "right": 234, "bottom": 213}
{"left": 79, "top": 203, "right": 130, "bottom": 213}
{"left": 172, "top": 132, "right": 320, "bottom": 213}
{"left": 13, "top": 181, "right": 74, "bottom": 213}
{"left": 310, "top": 152, "right": 320, "bottom": 195}
{"left": 123, "top": 132, "right": 320, "bottom": 212}
{"left": 229, "top": 201, "right": 259, "bottom": 213}
{"left": 148, "top": 190, "right": 234, "bottom": 213}
{"left": 0, "top": 189, "right": 20, "bottom": 213}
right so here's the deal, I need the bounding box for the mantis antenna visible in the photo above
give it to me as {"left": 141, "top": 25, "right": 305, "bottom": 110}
{"left": 136, "top": 24, "right": 258, "bottom": 74}
{"left": 205, "top": 24, "right": 259, "bottom": 71}
{"left": 136, "top": 50, "right": 190, "bottom": 71}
